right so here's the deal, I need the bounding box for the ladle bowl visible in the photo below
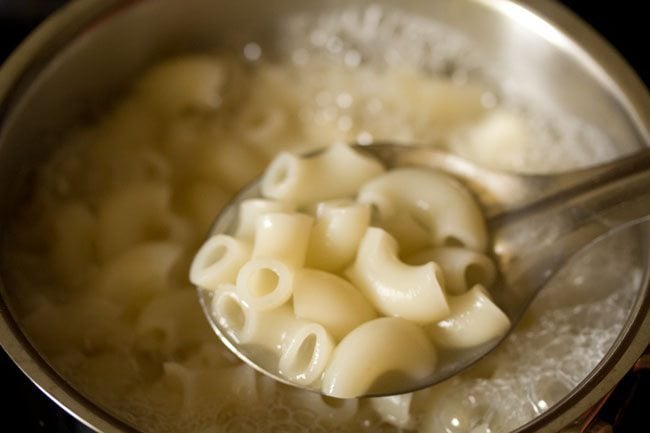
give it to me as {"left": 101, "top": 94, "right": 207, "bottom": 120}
{"left": 198, "top": 143, "right": 650, "bottom": 397}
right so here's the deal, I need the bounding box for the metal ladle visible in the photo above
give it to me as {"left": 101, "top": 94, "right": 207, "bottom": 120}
{"left": 197, "top": 143, "right": 650, "bottom": 397}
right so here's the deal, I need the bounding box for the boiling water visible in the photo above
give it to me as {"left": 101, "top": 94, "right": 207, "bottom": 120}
{"left": 2, "top": 5, "right": 642, "bottom": 433}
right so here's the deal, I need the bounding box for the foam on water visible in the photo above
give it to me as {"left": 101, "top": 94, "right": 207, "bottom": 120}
{"left": 280, "top": 5, "right": 618, "bottom": 173}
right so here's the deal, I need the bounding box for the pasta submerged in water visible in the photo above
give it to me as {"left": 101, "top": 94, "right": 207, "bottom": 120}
{"left": 4, "top": 7, "right": 631, "bottom": 432}
{"left": 190, "top": 144, "right": 511, "bottom": 398}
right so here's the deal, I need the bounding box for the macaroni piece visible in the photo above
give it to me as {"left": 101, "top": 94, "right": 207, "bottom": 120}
{"left": 234, "top": 199, "right": 296, "bottom": 240}
{"left": 406, "top": 246, "right": 496, "bottom": 295}
{"left": 235, "top": 258, "right": 295, "bottom": 310}
{"left": 345, "top": 227, "right": 450, "bottom": 323}
{"left": 293, "top": 269, "right": 377, "bottom": 340}
{"left": 278, "top": 321, "right": 335, "bottom": 385}
{"left": 427, "top": 285, "right": 510, "bottom": 348}
{"left": 321, "top": 317, "right": 436, "bottom": 398}
{"left": 286, "top": 392, "right": 359, "bottom": 423}
{"left": 369, "top": 394, "right": 417, "bottom": 430}
{"left": 209, "top": 284, "right": 252, "bottom": 342}
{"left": 93, "top": 241, "right": 183, "bottom": 306}
{"left": 192, "top": 144, "right": 510, "bottom": 397}
{"left": 260, "top": 142, "right": 385, "bottom": 206}
{"left": 96, "top": 182, "right": 183, "bottom": 261}
{"left": 357, "top": 168, "right": 488, "bottom": 252}
{"left": 190, "top": 234, "right": 252, "bottom": 289}
{"left": 306, "top": 200, "right": 371, "bottom": 272}
{"left": 212, "top": 283, "right": 335, "bottom": 386}
{"left": 213, "top": 287, "right": 298, "bottom": 352}
{"left": 251, "top": 213, "right": 314, "bottom": 268}
{"left": 136, "top": 289, "right": 215, "bottom": 356}
{"left": 136, "top": 55, "right": 229, "bottom": 116}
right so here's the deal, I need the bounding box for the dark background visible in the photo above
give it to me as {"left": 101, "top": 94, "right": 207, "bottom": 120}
{"left": 0, "top": 1, "right": 647, "bottom": 432}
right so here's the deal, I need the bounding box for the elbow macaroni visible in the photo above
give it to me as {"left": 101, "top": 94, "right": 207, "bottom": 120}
{"left": 94, "top": 241, "right": 183, "bottom": 306}
{"left": 357, "top": 168, "right": 488, "bottom": 251}
{"left": 405, "top": 246, "right": 496, "bottom": 295}
{"left": 236, "top": 258, "right": 295, "bottom": 310}
{"left": 96, "top": 182, "right": 183, "bottom": 261}
{"left": 321, "top": 317, "right": 436, "bottom": 398}
{"left": 190, "top": 234, "right": 251, "bottom": 289}
{"left": 252, "top": 212, "right": 314, "bottom": 268}
{"left": 191, "top": 143, "right": 510, "bottom": 397}
{"left": 260, "top": 142, "right": 385, "bottom": 206}
{"left": 306, "top": 200, "right": 371, "bottom": 271}
{"left": 293, "top": 269, "right": 377, "bottom": 340}
{"left": 211, "top": 284, "right": 334, "bottom": 386}
{"left": 427, "top": 285, "right": 510, "bottom": 348}
{"left": 278, "top": 321, "right": 335, "bottom": 386}
{"left": 234, "top": 199, "right": 296, "bottom": 240}
{"left": 369, "top": 393, "right": 418, "bottom": 430}
{"left": 345, "top": 227, "right": 449, "bottom": 323}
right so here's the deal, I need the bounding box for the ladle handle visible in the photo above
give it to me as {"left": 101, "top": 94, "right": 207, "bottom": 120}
{"left": 490, "top": 148, "right": 650, "bottom": 321}
{"left": 384, "top": 145, "right": 650, "bottom": 218}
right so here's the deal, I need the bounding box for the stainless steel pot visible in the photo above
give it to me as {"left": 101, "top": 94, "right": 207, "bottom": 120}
{"left": 0, "top": 1, "right": 648, "bottom": 432}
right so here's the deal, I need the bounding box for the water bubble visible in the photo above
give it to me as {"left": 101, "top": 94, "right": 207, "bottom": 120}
{"left": 344, "top": 50, "right": 362, "bottom": 68}
{"left": 357, "top": 131, "right": 373, "bottom": 145}
{"left": 243, "top": 42, "right": 262, "bottom": 62}
{"left": 337, "top": 116, "right": 353, "bottom": 132}
{"left": 326, "top": 36, "right": 344, "bottom": 54}
{"left": 336, "top": 92, "right": 353, "bottom": 109}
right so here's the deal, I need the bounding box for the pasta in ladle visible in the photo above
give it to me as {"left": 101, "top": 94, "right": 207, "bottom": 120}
{"left": 191, "top": 143, "right": 511, "bottom": 398}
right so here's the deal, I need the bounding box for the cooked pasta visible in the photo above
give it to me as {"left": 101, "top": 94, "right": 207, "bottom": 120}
{"left": 158, "top": 362, "right": 261, "bottom": 414}
{"left": 21, "top": 295, "right": 126, "bottom": 357}
{"left": 235, "top": 258, "right": 295, "bottom": 310}
{"left": 92, "top": 241, "right": 183, "bottom": 306}
{"left": 260, "top": 142, "right": 385, "bottom": 206}
{"left": 198, "top": 141, "right": 268, "bottom": 191}
{"left": 345, "top": 227, "right": 449, "bottom": 323}
{"left": 135, "top": 289, "right": 214, "bottom": 355}
{"left": 357, "top": 168, "right": 488, "bottom": 251}
{"left": 286, "top": 392, "right": 359, "bottom": 423}
{"left": 278, "top": 321, "right": 335, "bottom": 386}
{"left": 3, "top": 9, "right": 624, "bottom": 430}
{"left": 234, "top": 199, "right": 296, "bottom": 240}
{"left": 192, "top": 141, "right": 508, "bottom": 397}
{"left": 209, "top": 284, "right": 252, "bottom": 343}
{"left": 212, "top": 286, "right": 295, "bottom": 351}
{"left": 190, "top": 234, "right": 252, "bottom": 289}
{"left": 212, "top": 283, "right": 334, "bottom": 385}
{"left": 321, "top": 317, "right": 437, "bottom": 398}
{"left": 369, "top": 394, "right": 417, "bottom": 430}
{"left": 427, "top": 285, "right": 510, "bottom": 348}
{"left": 292, "top": 269, "right": 376, "bottom": 340}
{"left": 95, "top": 182, "right": 186, "bottom": 261}
{"left": 136, "top": 55, "right": 230, "bottom": 116}
{"left": 306, "top": 200, "right": 371, "bottom": 271}
{"left": 252, "top": 213, "right": 314, "bottom": 268}
{"left": 406, "top": 246, "right": 496, "bottom": 295}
